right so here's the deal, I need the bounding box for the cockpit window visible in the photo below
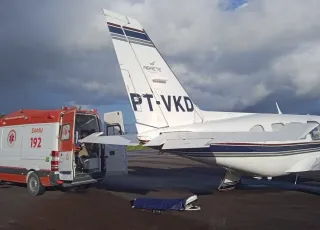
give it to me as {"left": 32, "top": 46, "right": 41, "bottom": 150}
{"left": 310, "top": 126, "right": 320, "bottom": 140}
{"left": 307, "top": 121, "right": 320, "bottom": 140}
{"left": 310, "top": 129, "right": 320, "bottom": 140}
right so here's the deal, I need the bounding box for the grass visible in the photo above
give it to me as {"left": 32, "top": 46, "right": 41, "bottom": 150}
{"left": 126, "top": 144, "right": 150, "bottom": 151}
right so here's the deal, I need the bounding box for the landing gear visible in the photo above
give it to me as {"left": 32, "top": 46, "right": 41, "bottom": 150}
{"left": 218, "top": 169, "right": 242, "bottom": 191}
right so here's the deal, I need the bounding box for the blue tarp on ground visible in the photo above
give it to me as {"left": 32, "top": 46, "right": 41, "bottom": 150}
{"left": 132, "top": 197, "right": 187, "bottom": 211}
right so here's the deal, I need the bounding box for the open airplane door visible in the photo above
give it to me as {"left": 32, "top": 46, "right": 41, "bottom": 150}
{"left": 58, "top": 109, "right": 76, "bottom": 181}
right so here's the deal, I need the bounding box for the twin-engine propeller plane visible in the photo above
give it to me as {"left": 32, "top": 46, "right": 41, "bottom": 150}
{"left": 79, "top": 9, "right": 320, "bottom": 190}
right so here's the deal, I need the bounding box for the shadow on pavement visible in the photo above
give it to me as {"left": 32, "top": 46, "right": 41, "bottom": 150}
{"left": 95, "top": 166, "right": 320, "bottom": 198}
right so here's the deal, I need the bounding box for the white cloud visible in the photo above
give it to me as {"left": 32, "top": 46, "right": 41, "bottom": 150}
{"left": 98, "top": 0, "right": 320, "bottom": 111}
{"left": 101, "top": 0, "right": 320, "bottom": 54}
{"left": 67, "top": 101, "right": 91, "bottom": 110}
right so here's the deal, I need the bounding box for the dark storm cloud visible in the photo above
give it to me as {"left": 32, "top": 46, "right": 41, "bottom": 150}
{"left": 2, "top": 0, "right": 320, "bottom": 116}
{"left": 0, "top": 1, "right": 127, "bottom": 113}
{"left": 245, "top": 89, "right": 320, "bottom": 115}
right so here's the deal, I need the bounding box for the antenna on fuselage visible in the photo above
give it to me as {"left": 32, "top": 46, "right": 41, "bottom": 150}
{"left": 275, "top": 102, "right": 282, "bottom": 114}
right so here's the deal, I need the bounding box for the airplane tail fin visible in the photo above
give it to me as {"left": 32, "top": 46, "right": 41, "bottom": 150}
{"left": 103, "top": 9, "right": 204, "bottom": 134}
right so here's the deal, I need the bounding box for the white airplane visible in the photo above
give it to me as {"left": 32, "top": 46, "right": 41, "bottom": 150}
{"left": 80, "top": 9, "right": 320, "bottom": 191}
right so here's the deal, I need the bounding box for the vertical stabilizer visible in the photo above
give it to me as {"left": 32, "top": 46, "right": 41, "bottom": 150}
{"left": 103, "top": 9, "right": 203, "bottom": 134}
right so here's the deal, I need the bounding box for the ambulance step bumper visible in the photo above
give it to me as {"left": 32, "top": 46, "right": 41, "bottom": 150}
{"left": 60, "top": 172, "right": 104, "bottom": 188}
{"left": 61, "top": 179, "right": 98, "bottom": 187}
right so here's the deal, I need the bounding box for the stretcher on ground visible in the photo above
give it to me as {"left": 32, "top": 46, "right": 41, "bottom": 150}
{"left": 131, "top": 195, "right": 201, "bottom": 213}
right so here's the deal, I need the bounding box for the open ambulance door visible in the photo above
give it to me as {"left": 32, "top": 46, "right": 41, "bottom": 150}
{"left": 58, "top": 109, "right": 76, "bottom": 181}
{"left": 104, "top": 111, "right": 125, "bottom": 135}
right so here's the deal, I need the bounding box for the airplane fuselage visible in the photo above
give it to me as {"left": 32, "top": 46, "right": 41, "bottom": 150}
{"left": 137, "top": 112, "right": 320, "bottom": 177}
{"left": 137, "top": 112, "right": 320, "bottom": 141}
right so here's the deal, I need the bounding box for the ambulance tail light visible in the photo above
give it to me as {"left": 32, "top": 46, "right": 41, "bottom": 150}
{"left": 51, "top": 151, "right": 59, "bottom": 172}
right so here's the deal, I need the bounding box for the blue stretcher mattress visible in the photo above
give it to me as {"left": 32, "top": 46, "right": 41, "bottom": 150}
{"left": 131, "top": 195, "right": 198, "bottom": 211}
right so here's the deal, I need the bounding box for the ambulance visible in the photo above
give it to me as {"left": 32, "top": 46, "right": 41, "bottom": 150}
{"left": 0, "top": 106, "right": 106, "bottom": 196}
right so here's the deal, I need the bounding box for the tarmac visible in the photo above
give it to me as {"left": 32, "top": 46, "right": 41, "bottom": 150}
{"left": 1, "top": 151, "right": 320, "bottom": 230}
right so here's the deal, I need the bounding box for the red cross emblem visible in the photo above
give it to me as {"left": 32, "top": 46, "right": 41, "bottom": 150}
{"left": 63, "top": 127, "right": 68, "bottom": 136}
{"left": 7, "top": 130, "right": 16, "bottom": 147}
{"left": 62, "top": 125, "right": 70, "bottom": 140}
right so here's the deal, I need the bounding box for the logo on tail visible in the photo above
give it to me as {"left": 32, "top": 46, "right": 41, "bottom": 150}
{"left": 143, "top": 61, "right": 162, "bottom": 73}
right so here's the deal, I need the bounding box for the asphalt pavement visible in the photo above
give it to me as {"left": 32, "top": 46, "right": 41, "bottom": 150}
{"left": 1, "top": 152, "right": 320, "bottom": 230}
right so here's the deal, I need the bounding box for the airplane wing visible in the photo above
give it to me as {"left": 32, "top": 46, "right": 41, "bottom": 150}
{"left": 144, "top": 122, "right": 319, "bottom": 149}
{"left": 78, "top": 132, "right": 139, "bottom": 146}
{"left": 77, "top": 122, "right": 318, "bottom": 150}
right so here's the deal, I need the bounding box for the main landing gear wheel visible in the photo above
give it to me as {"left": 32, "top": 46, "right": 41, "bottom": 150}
{"left": 218, "top": 170, "right": 242, "bottom": 191}
{"left": 27, "top": 172, "right": 45, "bottom": 196}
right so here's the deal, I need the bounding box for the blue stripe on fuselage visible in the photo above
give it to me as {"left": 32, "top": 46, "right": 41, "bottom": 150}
{"left": 209, "top": 143, "right": 320, "bottom": 153}
{"left": 166, "top": 142, "right": 320, "bottom": 153}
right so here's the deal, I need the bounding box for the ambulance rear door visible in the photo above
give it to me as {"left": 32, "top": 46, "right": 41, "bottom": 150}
{"left": 58, "top": 109, "right": 76, "bottom": 181}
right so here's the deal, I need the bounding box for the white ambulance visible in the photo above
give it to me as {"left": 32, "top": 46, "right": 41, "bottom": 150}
{"left": 0, "top": 107, "right": 107, "bottom": 196}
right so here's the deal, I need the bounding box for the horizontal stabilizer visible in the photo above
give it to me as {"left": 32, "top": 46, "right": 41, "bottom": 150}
{"left": 162, "top": 138, "right": 213, "bottom": 150}
{"left": 286, "top": 155, "right": 320, "bottom": 173}
{"left": 145, "top": 122, "right": 319, "bottom": 148}
{"left": 78, "top": 132, "right": 139, "bottom": 146}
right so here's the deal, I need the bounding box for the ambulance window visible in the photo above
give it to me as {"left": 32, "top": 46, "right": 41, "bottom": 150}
{"left": 271, "top": 123, "right": 284, "bottom": 131}
{"left": 250, "top": 125, "right": 264, "bottom": 132}
{"left": 106, "top": 124, "right": 123, "bottom": 136}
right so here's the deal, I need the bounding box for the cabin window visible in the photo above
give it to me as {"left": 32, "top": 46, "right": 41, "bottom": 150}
{"left": 271, "top": 123, "right": 284, "bottom": 131}
{"left": 250, "top": 125, "right": 264, "bottom": 132}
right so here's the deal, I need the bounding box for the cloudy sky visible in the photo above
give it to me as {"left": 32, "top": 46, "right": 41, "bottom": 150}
{"left": 2, "top": 0, "right": 320, "bottom": 130}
